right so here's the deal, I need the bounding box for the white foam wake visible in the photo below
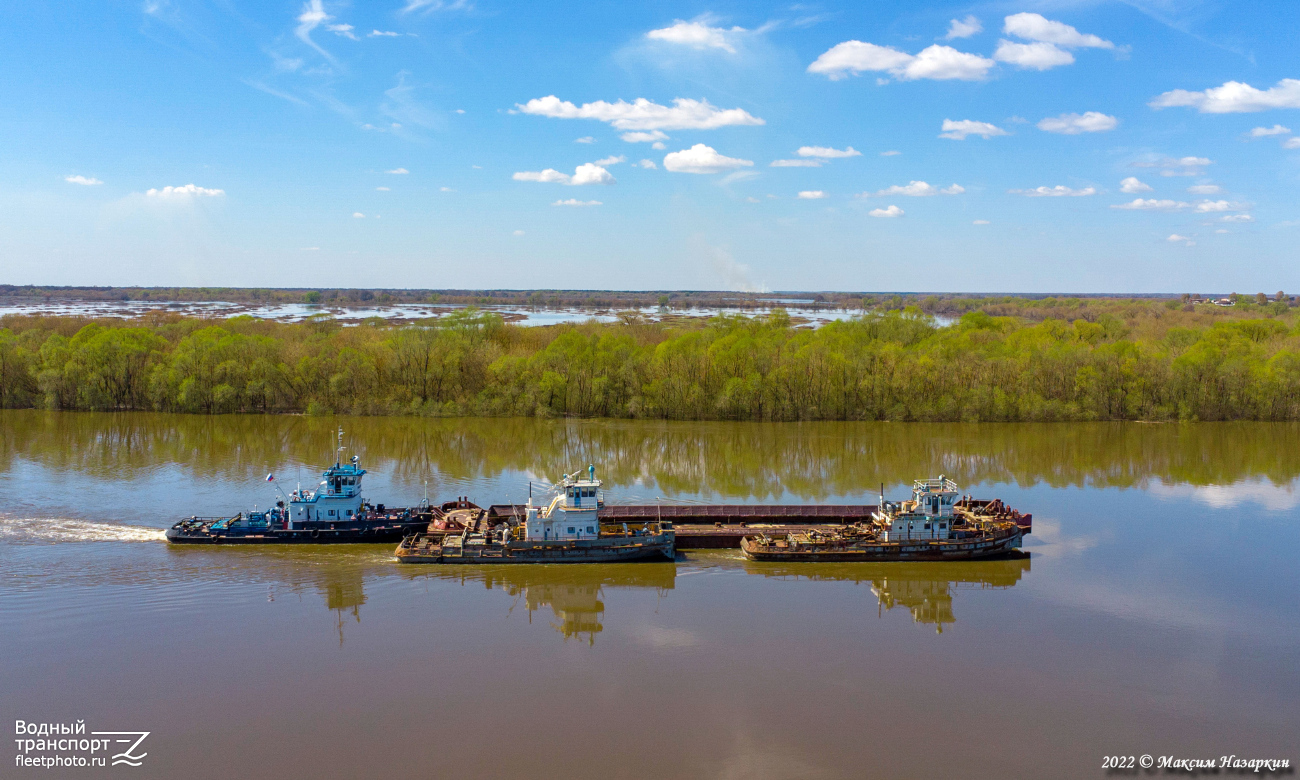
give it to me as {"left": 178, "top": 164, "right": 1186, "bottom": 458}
{"left": 0, "top": 516, "right": 167, "bottom": 544}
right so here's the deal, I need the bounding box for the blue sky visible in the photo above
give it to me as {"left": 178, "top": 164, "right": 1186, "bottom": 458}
{"left": 2, "top": 0, "right": 1298, "bottom": 293}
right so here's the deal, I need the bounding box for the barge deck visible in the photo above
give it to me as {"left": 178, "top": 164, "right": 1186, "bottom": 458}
{"left": 481, "top": 502, "right": 1030, "bottom": 550}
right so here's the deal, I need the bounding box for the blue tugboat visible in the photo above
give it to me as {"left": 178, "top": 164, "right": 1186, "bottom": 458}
{"left": 166, "top": 430, "right": 433, "bottom": 544}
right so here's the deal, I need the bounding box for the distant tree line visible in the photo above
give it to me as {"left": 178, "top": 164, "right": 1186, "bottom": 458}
{"left": 3, "top": 303, "right": 1300, "bottom": 421}
{"left": 12, "top": 284, "right": 1290, "bottom": 315}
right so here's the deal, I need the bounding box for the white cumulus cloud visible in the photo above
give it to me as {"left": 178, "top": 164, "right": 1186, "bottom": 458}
{"left": 770, "top": 159, "right": 823, "bottom": 167}
{"left": 1284, "top": 137, "right": 1300, "bottom": 149}
{"left": 1133, "top": 156, "right": 1211, "bottom": 176}
{"left": 865, "top": 181, "right": 963, "bottom": 197}
{"left": 797, "top": 190, "right": 827, "bottom": 199}
{"left": 1110, "top": 198, "right": 1187, "bottom": 210}
{"left": 638, "top": 159, "right": 657, "bottom": 169}
{"left": 663, "top": 144, "right": 753, "bottom": 174}
{"left": 146, "top": 184, "right": 225, "bottom": 198}
{"left": 807, "top": 42, "right": 995, "bottom": 81}
{"left": 797, "top": 145, "right": 861, "bottom": 158}
{"left": 517, "top": 96, "right": 763, "bottom": 131}
{"left": 553, "top": 199, "right": 602, "bottom": 206}
{"left": 353, "top": 212, "right": 365, "bottom": 218}
{"left": 646, "top": 19, "right": 746, "bottom": 53}
{"left": 593, "top": 155, "right": 626, "bottom": 166}
{"left": 1119, "top": 177, "right": 1152, "bottom": 193}
{"left": 1003, "top": 13, "right": 1113, "bottom": 49}
{"left": 513, "top": 163, "right": 616, "bottom": 186}
{"left": 369, "top": 30, "right": 401, "bottom": 37}
{"left": 1219, "top": 214, "right": 1254, "bottom": 223}
{"left": 1037, "top": 112, "right": 1118, "bottom": 134}
{"left": 869, "top": 205, "right": 904, "bottom": 218}
{"left": 620, "top": 130, "right": 668, "bottom": 143}
{"left": 575, "top": 136, "right": 595, "bottom": 144}
{"left": 1150, "top": 79, "right": 1300, "bottom": 113}
{"left": 994, "top": 40, "right": 1074, "bottom": 70}
{"left": 1167, "top": 234, "right": 1195, "bottom": 245}
{"left": 1106, "top": 199, "right": 1243, "bottom": 214}
{"left": 945, "top": 15, "right": 982, "bottom": 40}
{"left": 939, "top": 119, "right": 1007, "bottom": 140}
{"left": 65, "top": 175, "right": 103, "bottom": 186}
{"left": 903, "top": 45, "right": 997, "bottom": 81}
{"left": 1250, "top": 125, "right": 1291, "bottom": 137}
{"left": 806, "top": 41, "right": 911, "bottom": 79}
{"left": 326, "top": 23, "right": 357, "bottom": 40}
{"left": 1010, "top": 185, "right": 1096, "bottom": 197}
{"left": 1193, "top": 200, "right": 1245, "bottom": 213}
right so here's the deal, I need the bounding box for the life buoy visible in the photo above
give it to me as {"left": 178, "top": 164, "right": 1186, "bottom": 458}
{"left": 310, "top": 529, "right": 320, "bottom": 539}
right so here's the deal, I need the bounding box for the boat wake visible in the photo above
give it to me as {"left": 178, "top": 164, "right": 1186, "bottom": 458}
{"left": 0, "top": 516, "right": 167, "bottom": 544}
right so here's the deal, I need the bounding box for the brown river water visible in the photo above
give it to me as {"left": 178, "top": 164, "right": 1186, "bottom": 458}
{"left": 2, "top": 412, "right": 1297, "bottom": 779}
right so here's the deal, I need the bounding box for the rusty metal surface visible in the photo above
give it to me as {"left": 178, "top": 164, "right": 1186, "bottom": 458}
{"left": 487, "top": 504, "right": 877, "bottom": 522}
{"left": 673, "top": 523, "right": 845, "bottom": 549}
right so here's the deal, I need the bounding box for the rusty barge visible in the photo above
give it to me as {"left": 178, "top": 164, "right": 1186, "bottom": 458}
{"left": 466, "top": 500, "right": 1028, "bottom": 550}
{"left": 395, "top": 468, "right": 674, "bottom": 564}
{"left": 394, "top": 475, "right": 1030, "bottom": 556}
{"left": 740, "top": 477, "right": 1029, "bottom": 562}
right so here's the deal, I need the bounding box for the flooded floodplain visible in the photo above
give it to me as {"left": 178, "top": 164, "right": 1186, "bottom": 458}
{"left": 2, "top": 412, "right": 1297, "bottom": 779}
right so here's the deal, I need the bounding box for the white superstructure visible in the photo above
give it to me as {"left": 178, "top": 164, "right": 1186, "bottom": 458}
{"left": 524, "top": 466, "right": 604, "bottom": 542}
{"left": 286, "top": 429, "right": 367, "bottom": 529}
{"left": 877, "top": 476, "right": 959, "bottom": 542}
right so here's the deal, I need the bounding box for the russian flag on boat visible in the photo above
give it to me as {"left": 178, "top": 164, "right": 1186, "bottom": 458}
{"left": 266, "top": 474, "right": 275, "bottom": 482}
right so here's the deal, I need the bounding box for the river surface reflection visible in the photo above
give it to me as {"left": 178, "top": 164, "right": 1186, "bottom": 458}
{"left": 1, "top": 412, "right": 1297, "bottom": 779}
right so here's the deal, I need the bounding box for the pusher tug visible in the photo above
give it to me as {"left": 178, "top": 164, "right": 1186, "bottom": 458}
{"left": 740, "top": 477, "right": 1029, "bottom": 562}
{"left": 395, "top": 466, "right": 675, "bottom": 563}
{"left": 165, "top": 430, "right": 433, "bottom": 544}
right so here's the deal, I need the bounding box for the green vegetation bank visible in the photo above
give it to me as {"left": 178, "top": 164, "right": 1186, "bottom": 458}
{"left": 3, "top": 298, "right": 1300, "bottom": 421}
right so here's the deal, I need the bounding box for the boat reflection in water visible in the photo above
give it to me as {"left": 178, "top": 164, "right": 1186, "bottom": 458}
{"left": 162, "top": 544, "right": 387, "bottom": 645}
{"left": 745, "top": 553, "right": 1031, "bottom": 632}
{"left": 402, "top": 563, "right": 677, "bottom": 644}
{"left": 319, "top": 563, "right": 367, "bottom": 645}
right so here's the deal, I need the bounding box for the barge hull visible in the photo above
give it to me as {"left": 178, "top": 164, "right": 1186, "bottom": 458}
{"left": 740, "top": 532, "right": 1022, "bottom": 562}
{"left": 165, "top": 526, "right": 423, "bottom": 544}
{"left": 396, "top": 546, "right": 674, "bottom": 564}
